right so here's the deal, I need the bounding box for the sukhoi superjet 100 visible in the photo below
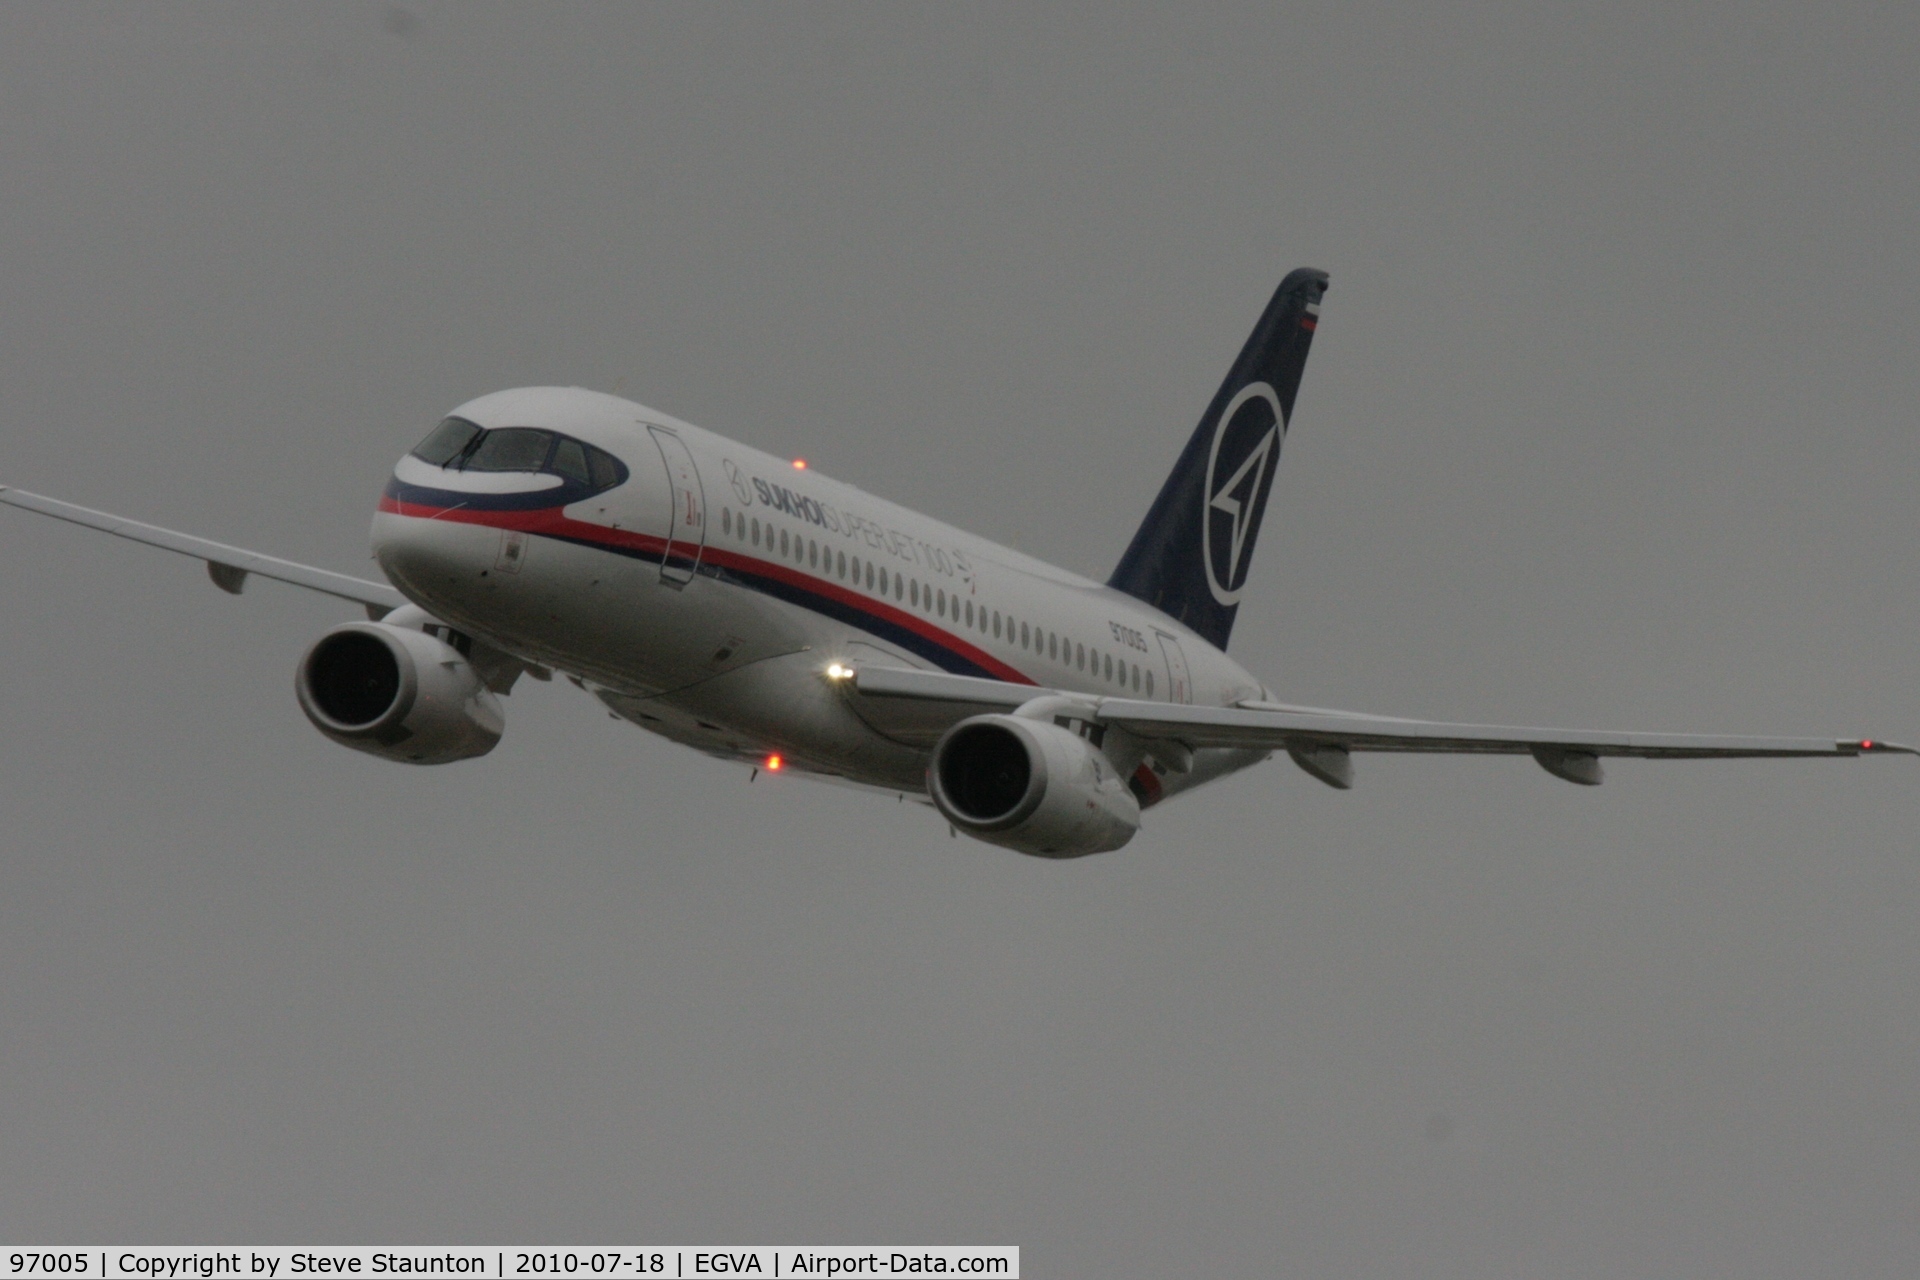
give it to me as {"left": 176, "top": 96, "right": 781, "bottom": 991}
{"left": 5, "top": 269, "right": 1909, "bottom": 856}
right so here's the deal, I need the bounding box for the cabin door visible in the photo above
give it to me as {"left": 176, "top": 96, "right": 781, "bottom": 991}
{"left": 648, "top": 426, "right": 707, "bottom": 587}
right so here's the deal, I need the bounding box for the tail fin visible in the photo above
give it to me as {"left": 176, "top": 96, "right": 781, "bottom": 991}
{"left": 1107, "top": 267, "right": 1328, "bottom": 650}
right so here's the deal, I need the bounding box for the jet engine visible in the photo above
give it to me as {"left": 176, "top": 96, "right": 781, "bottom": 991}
{"left": 928, "top": 714, "right": 1141, "bottom": 858}
{"left": 295, "top": 621, "right": 504, "bottom": 764}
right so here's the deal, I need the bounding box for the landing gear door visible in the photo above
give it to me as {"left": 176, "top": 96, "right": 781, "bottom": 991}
{"left": 648, "top": 425, "right": 706, "bottom": 587}
{"left": 1155, "top": 630, "right": 1192, "bottom": 705}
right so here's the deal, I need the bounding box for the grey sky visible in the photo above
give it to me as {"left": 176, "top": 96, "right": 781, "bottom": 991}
{"left": 1, "top": 4, "right": 1916, "bottom": 1275}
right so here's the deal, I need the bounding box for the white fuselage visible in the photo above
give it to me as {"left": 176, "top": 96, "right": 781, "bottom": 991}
{"left": 371, "top": 387, "right": 1271, "bottom": 802}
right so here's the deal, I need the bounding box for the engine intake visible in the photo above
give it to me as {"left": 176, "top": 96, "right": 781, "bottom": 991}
{"left": 296, "top": 621, "right": 503, "bottom": 764}
{"left": 929, "top": 714, "right": 1140, "bottom": 858}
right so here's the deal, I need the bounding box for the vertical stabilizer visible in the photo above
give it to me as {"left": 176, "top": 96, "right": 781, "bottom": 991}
{"left": 1107, "top": 268, "right": 1328, "bottom": 650}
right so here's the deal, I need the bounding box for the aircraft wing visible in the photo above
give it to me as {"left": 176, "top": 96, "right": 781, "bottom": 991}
{"left": 848, "top": 664, "right": 1912, "bottom": 786}
{"left": 842, "top": 663, "right": 1038, "bottom": 746}
{"left": 0, "top": 486, "right": 404, "bottom": 615}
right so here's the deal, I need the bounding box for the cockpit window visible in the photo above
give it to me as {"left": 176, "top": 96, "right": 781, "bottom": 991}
{"left": 408, "top": 418, "right": 628, "bottom": 494}
{"left": 464, "top": 427, "right": 556, "bottom": 472}
{"left": 587, "top": 447, "right": 621, "bottom": 490}
{"left": 551, "top": 438, "right": 591, "bottom": 483}
{"left": 410, "top": 417, "right": 482, "bottom": 466}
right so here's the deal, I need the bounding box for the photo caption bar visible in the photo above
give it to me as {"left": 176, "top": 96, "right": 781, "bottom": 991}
{"left": 4, "top": 1251, "right": 1017, "bottom": 1280}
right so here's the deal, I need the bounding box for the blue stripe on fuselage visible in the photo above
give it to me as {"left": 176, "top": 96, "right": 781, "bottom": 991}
{"left": 383, "top": 475, "right": 597, "bottom": 512}
{"left": 513, "top": 526, "right": 1012, "bottom": 681}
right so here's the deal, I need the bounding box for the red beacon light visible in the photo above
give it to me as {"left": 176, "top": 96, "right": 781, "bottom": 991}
{"left": 765, "top": 754, "right": 784, "bottom": 772}
{"left": 792, "top": 459, "right": 807, "bottom": 470}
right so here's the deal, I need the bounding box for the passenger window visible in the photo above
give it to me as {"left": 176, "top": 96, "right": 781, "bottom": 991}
{"left": 809, "top": 540, "right": 818, "bottom": 568}
{"left": 410, "top": 417, "right": 482, "bottom": 467}
{"left": 837, "top": 551, "right": 846, "bottom": 579}
{"left": 1102, "top": 653, "right": 1112, "bottom": 682}
{"left": 751, "top": 518, "right": 760, "bottom": 545}
{"left": 895, "top": 575, "right": 904, "bottom": 601}
{"left": 1132, "top": 665, "right": 1140, "bottom": 692}
{"left": 1145, "top": 670, "right": 1154, "bottom": 697}
{"left": 937, "top": 588, "right": 946, "bottom": 616}
{"left": 1076, "top": 643, "right": 1085, "bottom": 670}
{"left": 879, "top": 568, "right": 888, "bottom": 595}
{"left": 910, "top": 580, "right": 918, "bottom": 607}
{"left": 965, "top": 600, "right": 974, "bottom": 627}
{"left": 1020, "top": 621, "right": 1030, "bottom": 649}
{"left": 922, "top": 584, "right": 932, "bottom": 613}
{"left": 865, "top": 562, "right": 875, "bottom": 590}
{"left": 720, "top": 508, "right": 731, "bottom": 536}
{"left": 464, "top": 427, "right": 555, "bottom": 472}
{"left": 553, "top": 438, "right": 591, "bottom": 483}
{"left": 1047, "top": 632, "right": 1056, "bottom": 660}
{"left": 993, "top": 611, "right": 1001, "bottom": 639}
{"left": 781, "top": 529, "right": 790, "bottom": 556}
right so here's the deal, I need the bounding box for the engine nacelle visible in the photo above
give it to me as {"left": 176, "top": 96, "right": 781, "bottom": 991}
{"left": 295, "top": 621, "right": 504, "bottom": 764}
{"left": 928, "top": 715, "right": 1141, "bottom": 858}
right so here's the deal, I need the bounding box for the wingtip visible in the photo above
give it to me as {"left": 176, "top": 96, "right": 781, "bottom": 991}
{"left": 1852, "top": 738, "right": 1919, "bottom": 757}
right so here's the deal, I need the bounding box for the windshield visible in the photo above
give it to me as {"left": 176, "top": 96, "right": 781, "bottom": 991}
{"left": 463, "top": 427, "right": 556, "bottom": 472}
{"left": 409, "top": 417, "right": 482, "bottom": 466}
{"left": 404, "top": 419, "right": 628, "bottom": 494}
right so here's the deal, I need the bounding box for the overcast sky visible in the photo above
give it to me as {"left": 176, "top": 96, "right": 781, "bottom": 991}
{"left": 2, "top": 4, "right": 1917, "bottom": 1275}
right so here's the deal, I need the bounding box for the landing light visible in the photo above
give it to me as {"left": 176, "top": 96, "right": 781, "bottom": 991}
{"left": 792, "top": 458, "right": 807, "bottom": 470}
{"left": 825, "top": 662, "right": 854, "bottom": 681}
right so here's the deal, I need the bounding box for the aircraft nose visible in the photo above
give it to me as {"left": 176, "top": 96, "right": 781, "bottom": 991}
{"left": 371, "top": 479, "right": 495, "bottom": 601}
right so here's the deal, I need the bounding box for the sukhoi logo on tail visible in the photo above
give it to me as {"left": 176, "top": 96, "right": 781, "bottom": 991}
{"left": 1202, "top": 380, "right": 1283, "bottom": 606}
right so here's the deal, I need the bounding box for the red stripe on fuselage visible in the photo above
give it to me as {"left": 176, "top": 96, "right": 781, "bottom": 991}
{"left": 701, "top": 541, "right": 1035, "bottom": 684}
{"left": 379, "top": 495, "right": 670, "bottom": 556}
{"left": 378, "top": 498, "right": 1037, "bottom": 685}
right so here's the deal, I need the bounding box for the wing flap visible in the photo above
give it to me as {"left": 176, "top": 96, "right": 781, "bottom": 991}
{"left": 0, "top": 486, "right": 404, "bottom": 613}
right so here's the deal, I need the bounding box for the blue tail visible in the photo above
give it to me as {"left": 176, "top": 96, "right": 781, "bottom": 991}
{"left": 1107, "top": 267, "right": 1328, "bottom": 650}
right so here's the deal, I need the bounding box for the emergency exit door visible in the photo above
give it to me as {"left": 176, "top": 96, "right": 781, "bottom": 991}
{"left": 1155, "top": 630, "right": 1193, "bottom": 704}
{"left": 648, "top": 425, "right": 706, "bottom": 587}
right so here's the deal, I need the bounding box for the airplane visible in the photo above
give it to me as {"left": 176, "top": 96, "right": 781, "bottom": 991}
{"left": 3, "top": 268, "right": 1910, "bottom": 857}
